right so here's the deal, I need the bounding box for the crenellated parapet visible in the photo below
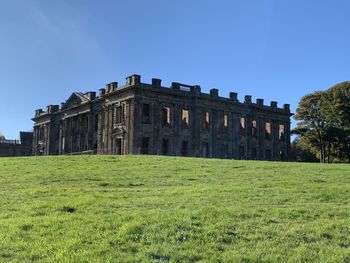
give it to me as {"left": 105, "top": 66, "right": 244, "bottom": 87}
{"left": 33, "top": 74, "right": 291, "bottom": 119}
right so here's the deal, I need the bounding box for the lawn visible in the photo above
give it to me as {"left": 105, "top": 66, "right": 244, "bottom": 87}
{"left": 1, "top": 155, "right": 350, "bottom": 262}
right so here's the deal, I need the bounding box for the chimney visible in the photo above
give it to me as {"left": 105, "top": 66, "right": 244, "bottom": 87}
{"left": 271, "top": 101, "right": 278, "bottom": 109}
{"left": 152, "top": 78, "right": 161, "bottom": 88}
{"left": 229, "top": 92, "right": 238, "bottom": 101}
{"left": 193, "top": 85, "right": 201, "bottom": 94}
{"left": 35, "top": 109, "right": 43, "bottom": 116}
{"left": 171, "top": 82, "right": 180, "bottom": 90}
{"left": 244, "top": 95, "right": 252, "bottom": 104}
{"left": 85, "top": 92, "right": 96, "bottom": 100}
{"left": 256, "top": 99, "right": 264, "bottom": 106}
{"left": 99, "top": 88, "right": 106, "bottom": 96}
{"left": 47, "top": 105, "right": 59, "bottom": 114}
{"left": 110, "top": 82, "right": 118, "bottom": 91}
{"left": 210, "top": 88, "right": 218, "bottom": 97}
{"left": 284, "top": 104, "right": 290, "bottom": 112}
{"left": 126, "top": 74, "right": 141, "bottom": 86}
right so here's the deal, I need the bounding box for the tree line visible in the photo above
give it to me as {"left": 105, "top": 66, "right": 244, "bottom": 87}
{"left": 292, "top": 81, "right": 350, "bottom": 163}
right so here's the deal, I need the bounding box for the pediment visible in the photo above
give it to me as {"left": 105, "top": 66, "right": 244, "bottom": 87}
{"left": 61, "top": 92, "right": 90, "bottom": 110}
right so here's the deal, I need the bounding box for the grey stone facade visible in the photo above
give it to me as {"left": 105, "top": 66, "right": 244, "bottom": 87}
{"left": 32, "top": 74, "right": 292, "bottom": 161}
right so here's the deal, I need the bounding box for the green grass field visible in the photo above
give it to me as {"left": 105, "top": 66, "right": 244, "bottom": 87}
{"left": 1, "top": 155, "right": 350, "bottom": 262}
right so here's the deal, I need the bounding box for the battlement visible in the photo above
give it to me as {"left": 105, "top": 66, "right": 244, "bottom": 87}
{"left": 125, "top": 74, "right": 291, "bottom": 113}
{"left": 35, "top": 74, "right": 291, "bottom": 117}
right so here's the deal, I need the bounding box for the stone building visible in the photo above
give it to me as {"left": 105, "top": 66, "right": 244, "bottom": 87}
{"left": 0, "top": 132, "right": 33, "bottom": 157}
{"left": 32, "top": 74, "right": 292, "bottom": 160}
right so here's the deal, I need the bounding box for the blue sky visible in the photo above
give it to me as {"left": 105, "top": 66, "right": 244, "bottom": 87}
{"left": 0, "top": 0, "right": 349, "bottom": 139}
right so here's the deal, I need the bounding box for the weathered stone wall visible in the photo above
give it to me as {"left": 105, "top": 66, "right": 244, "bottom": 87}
{"left": 32, "top": 74, "right": 292, "bottom": 161}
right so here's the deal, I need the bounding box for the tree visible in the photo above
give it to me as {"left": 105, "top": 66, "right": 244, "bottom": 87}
{"left": 0, "top": 133, "right": 5, "bottom": 141}
{"left": 293, "top": 91, "right": 332, "bottom": 163}
{"left": 320, "top": 82, "right": 350, "bottom": 162}
{"left": 291, "top": 136, "right": 319, "bottom": 162}
{"left": 294, "top": 82, "right": 350, "bottom": 163}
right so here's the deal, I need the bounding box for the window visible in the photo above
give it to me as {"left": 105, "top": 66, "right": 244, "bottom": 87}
{"left": 203, "top": 111, "right": 210, "bottom": 129}
{"left": 162, "top": 138, "right": 169, "bottom": 155}
{"left": 252, "top": 148, "right": 257, "bottom": 160}
{"left": 181, "top": 140, "right": 188, "bottom": 156}
{"left": 223, "top": 114, "right": 228, "bottom": 128}
{"left": 182, "top": 109, "right": 189, "bottom": 126}
{"left": 265, "top": 149, "right": 272, "bottom": 160}
{"left": 239, "top": 146, "right": 245, "bottom": 159}
{"left": 240, "top": 117, "right": 245, "bottom": 135}
{"left": 141, "top": 137, "right": 149, "bottom": 154}
{"left": 252, "top": 120, "right": 257, "bottom": 137}
{"left": 115, "top": 106, "right": 123, "bottom": 124}
{"left": 162, "top": 107, "right": 171, "bottom": 126}
{"left": 221, "top": 144, "right": 229, "bottom": 158}
{"left": 116, "top": 138, "right": 122, "bottom": 155}
{"left": 265, "top": 122, "right": 271, "bottom": 139}
{"left": 279, "top": 150, "right": 284, "bottom": 161}
{"left": 279, "top": 124, "right": 285, "bottom": 141}
{"left": 94, "top": 114, "right": 99, "bottom": 131}
{"left": 142, "top": 104, "right": 150, "bottom": 118}
{"left": 202, "top": 142, "right": 209, "bottom": 157}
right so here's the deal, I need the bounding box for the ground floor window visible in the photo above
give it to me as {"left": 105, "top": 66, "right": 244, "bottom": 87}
{"left": 239, "top": 146, "right": 245, "bottom": 159}
{"left": 141, "top": 137, "right": 149, "bottom": 154}
{"left": 202, "top": 142, "right": 209, "bottom": 157}
{"left": 252, "top": 148, "right": 257, "bottom": 160}
{"left": 181, "top": 140, "right": 188, "bottom": 156}
{"left": 162, "top": 138, "right": 169, "bottom": 155}
{"left": 265, "top": 149, "right": 272, "bottom": 160}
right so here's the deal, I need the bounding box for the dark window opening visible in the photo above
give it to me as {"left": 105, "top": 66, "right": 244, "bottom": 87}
{"left": 279, "top": 150, "right": 284, "bottom": 161}
{"left": 240, "top": 117, "right": 245, "bottom": 136}
{"left": 115, "top": 106, "right": 123, "bottom": 124}
{"left": 265, "top": 149, "right": 272, "bottom": 160}
{"left": 162, "top": 138, "right": 169, "bottom": 155}
{"left": 203, "top": 111, "right": 210, "bottom": 129}
{"left": 279, "top": 124, "right": 285, "bottom": 141}
{"left": 162, "top": 107, "right": 171, "bottom": 126}
{"left": 116, "top": 138, "right": 122, "bottom": 155}
{"left": 142, "top": 104, "right": 150, "bottom": 118}
{"left": 141, "top": 137, "right": 149, "bottom": 154}
{"left": 252, "top": 148, "right": 257, "bottom": 160}
{"left": 94, "top": 115, "right": 98, "bottom": 131}
{"left": 265, "top": 122, "right": 271, "bottom": 140}
{"left": 182, "top": 109, "right": 189, "bottom": 127}
{"left": 223, "top": 114, "right": 228, "bottom": 128}
{"left": 221, "top": 144, "right": 229, "bottom": 159}
{"left": 181, "top": 140, "right": 188, "bottom": 156}
{"left": 202, "top": 142, "right": 209, "bottom": 157}
{"left": 239, "top": 146, "right": 245, "bottom": 159}
{"left": 252, "top": 120, "right": 258, "bottom": 137}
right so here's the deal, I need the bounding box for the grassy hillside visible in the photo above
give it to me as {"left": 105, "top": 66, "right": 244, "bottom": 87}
{"left": 1, "top": 156, "right": 350, "bottom": 262}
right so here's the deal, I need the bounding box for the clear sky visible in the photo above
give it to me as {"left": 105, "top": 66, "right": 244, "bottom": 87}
{"left": 0, "top": 0, "right": 349, "bottom": 139}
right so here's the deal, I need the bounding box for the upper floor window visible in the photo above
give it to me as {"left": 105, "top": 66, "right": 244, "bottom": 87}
{"left": 240, "top": 117, "right": 245, "bottom": 135}
{"left": 265, "top": 122, "right": 271, "bottom": 139}
{"left": 279, "top": 124, "right": 285, "bottom": 141}
{"left": 142, "top": 104, "right": 150, "bottom": 118}
{"left": 182, "top": 109, "right": 189, "bottom": 126}
{"left": 223, "top": 114, "right": 228, "bottom": 128}
{"left": 252, "top": 120, "right": 257, "bottom": 137}
{"left": 94, "top": 114, "right": 99, "bottom": 131}
{"left": 162, "top": 107, "right": 171, "bottom": 126}
{"left": 203, "top": 111, "right": 210, "bottom": 129}
{"left": 115, "top": 106, "right": 123, "bottom": 124}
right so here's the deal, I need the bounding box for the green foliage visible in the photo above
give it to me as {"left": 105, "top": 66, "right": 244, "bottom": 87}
{"left": 1, "top": 155, "right": 350, "bottom": 262}
{"left": 294, "top": 82, "right": 350, "bottom": 163}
